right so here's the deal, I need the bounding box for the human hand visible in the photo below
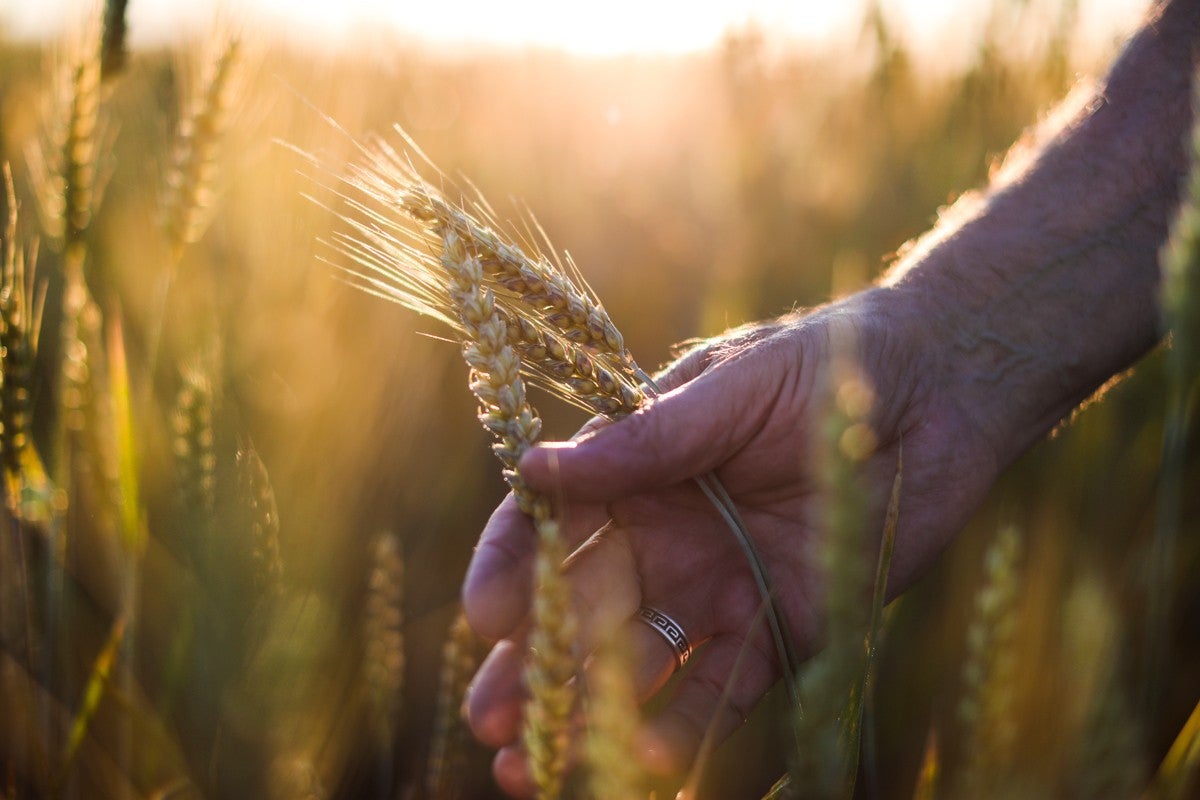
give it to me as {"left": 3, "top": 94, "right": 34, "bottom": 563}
{"left": 461, "top": 286, "right": 1006, "bottom": 797}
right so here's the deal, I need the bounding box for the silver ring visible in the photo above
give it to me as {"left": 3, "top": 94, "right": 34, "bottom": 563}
{"left": 635, "top": 606, "right": 693, "bottom": 669}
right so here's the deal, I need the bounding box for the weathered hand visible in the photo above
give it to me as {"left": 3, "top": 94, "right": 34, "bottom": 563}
{"left": 461, "top": 287, "right": 1003, "bottom": 796}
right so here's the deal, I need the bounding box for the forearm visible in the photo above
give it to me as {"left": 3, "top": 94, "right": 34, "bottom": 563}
{"left": 882, "top": 0, "right": 1200, "bottom": 467}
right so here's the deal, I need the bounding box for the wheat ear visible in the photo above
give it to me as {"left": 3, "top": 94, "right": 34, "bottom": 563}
{"left": 956, "top": 525, "right": 1022, "bottom": 795}
{"left": 438, "top": 229, "right": 576, "bottom": 799}
{"left": 336, "top": 184, "right": 643, "bottom": 417}
{"left": 339, "top": 142, "right": 801, "bottom": 705}
{"left": 172, "top": 367, "right": 216, "bottom": 569}
{"left": 163, "top": 34, "right": 241, "bottom": 259}
{"left": 0, "top": 165, "right": 41, "bottom": 495}
{"left": 236, "top": 443, "right": 283, "bottom": 605}
{"left": 363, "top": 531, "right": 404, "bottom": 750}
{"left": 60, "top": 52, "right": 101, "bottom": 259}
{"left": 585, "top": 631, "right": 642, "bottom": 800}
{"left": 425, "top": 610, "right": 482, "bottom": 800}
{"left": 402, "top": 187, "right": 632, "bottom": 368}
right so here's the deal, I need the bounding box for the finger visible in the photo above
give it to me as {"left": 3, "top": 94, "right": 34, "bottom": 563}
{"left": 586, "top": 617, "right": 684, "bottom": 701}
{"left": 561, "top": 525, "right": 641, "bottom": 652}
{"left": 463, "top": 493, "right": 610, "bottom": 641}
{"left": 467, "top": 528, "right": 664, "bottom": 750}
{"left": 636, "top": 633, "right": 777, "bottom": 777}
{"left": 463, "top": 497, "right": 536, "bottom": 641}
{"left": 493, "top": 743, "right": 536, "bottom": 799}
{"left": 654, "top": 318, "right": 787, "bottom": 392}
{"left": 491, "top": 717, "right": 588, "bottom": 800}
{"left": 520, "top": 349, "right": 782, "bottom": 503}
{"left": 465, "top": 637, "right": 528, "bottom": 748}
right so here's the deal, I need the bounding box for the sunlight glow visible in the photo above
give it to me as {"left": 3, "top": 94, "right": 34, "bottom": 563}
{"left": 2, "top": 0, "right": 1147, "bottom": 55}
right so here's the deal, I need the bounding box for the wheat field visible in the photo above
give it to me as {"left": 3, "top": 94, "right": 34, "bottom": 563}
{"left": 0, "top": 1, "right": 1197, "bottom": 798}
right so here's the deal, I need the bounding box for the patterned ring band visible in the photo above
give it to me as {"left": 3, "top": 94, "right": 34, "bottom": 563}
{"left": 635, "top": 606, "right": 693, "bottom": 669}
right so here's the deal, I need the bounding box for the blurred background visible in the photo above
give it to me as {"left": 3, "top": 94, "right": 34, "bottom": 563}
{"left": 0, "top": 0, "right": 1196, "bottom": 798}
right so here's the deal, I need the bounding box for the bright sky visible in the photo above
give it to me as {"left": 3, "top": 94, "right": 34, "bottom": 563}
{"left": 2, "top": 0, "right": 1147, "bottom": 56}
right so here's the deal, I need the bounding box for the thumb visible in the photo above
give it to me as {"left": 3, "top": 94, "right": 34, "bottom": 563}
{"left": 519, "top": 349, "right": 780, "bottom": 503}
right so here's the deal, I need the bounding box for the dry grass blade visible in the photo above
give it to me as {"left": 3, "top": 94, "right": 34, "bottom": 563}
{"left": 1062, "top": 571, "right": 1145, "bottom": 798}
{"left": 1143, "top": 698, "right": 1200, "bottom": 800}
{"left": 912, "top": 728, "right": 940, "bottom": 800}
{"left": 106, "top": 316, "right": 145, "bottom": 555}
{"left": 680, "top": 600, "right": 771, "bottom": 800}
{"left": 56, "top": 615, "right": 127, "bottom": 790}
